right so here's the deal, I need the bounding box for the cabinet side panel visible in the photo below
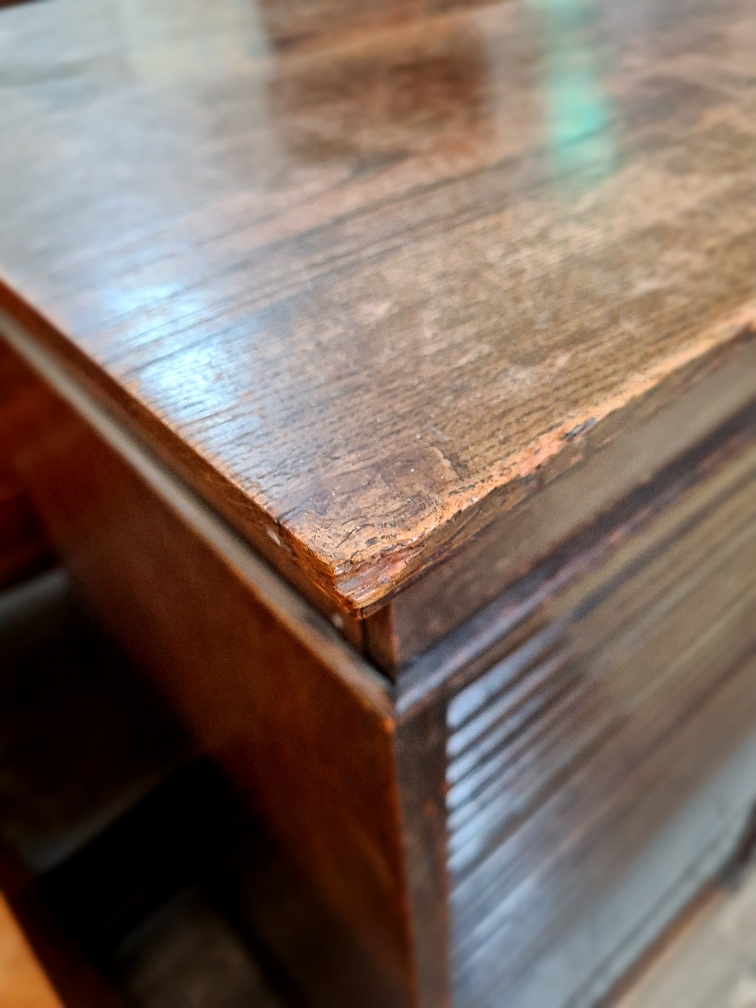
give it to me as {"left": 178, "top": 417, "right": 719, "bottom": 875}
{"left": 0, "top": 337, "right": 416, "bottom": 1007}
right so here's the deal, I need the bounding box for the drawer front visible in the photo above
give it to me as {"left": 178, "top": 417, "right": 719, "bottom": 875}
{"left": 393, "top": 414, "right": 756, "bottom": 1008}
{"left": 441, "top": 430, "right": 756, "bottom": 1007}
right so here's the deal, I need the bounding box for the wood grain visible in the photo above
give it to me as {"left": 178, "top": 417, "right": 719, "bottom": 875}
{"left": 0, "top": 0, "right": 755, "bottom": 618}
{"left": 0, "top": 338, "right": 421, "bottom": 1007}
{"left": 393, "top": 409, "right": 756, "bottom": 1006}
{"left": 371, "top": 346, "right": 756, "bottom": 669}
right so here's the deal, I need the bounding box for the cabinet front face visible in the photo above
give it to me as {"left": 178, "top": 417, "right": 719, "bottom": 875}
{"left": 398, "top": 408, "right": 756, "bottom": 1008}
{"left": 371, "top": 338, "right": 756, "bottom": 673}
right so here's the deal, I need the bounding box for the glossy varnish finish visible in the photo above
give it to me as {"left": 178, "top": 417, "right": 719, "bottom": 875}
{"left": 1, "top": 0, "right": 755, "bottom": 624}
{"left": 5, "top": 310, "right": 754, "bottom": 1006}
{"left": 2, "top": 2, "right": 756, "bottom": 1005}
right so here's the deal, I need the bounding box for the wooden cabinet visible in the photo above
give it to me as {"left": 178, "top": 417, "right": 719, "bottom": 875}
{"left": 0, "top": 0, "right": 755, "bottom": 1003}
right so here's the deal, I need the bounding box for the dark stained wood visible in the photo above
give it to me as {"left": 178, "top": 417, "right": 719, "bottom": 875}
{"left": 389, "top": 399, "right": 756, "bottom": 676}
{"left": 0, "top": 337, "right": 422, "bottom": 1007}
{"left": 394, "top": 699, "right": 450, "bottom": 1008}
{"left": 1, "top": 3, "right": 756, "bottom": 1004}
{"left": 0, "top": 567, "right": 194, "bottom": 876}
{"left": 0, "top": 475, "right": 51, "bottom": 590}
{"left": 389, "top": 405, "right": 756, "bottom": 1006}
{"left": 396, "top": 402, "right": 756, "bottom": 710}
{"left": 372, "top": 343, "right": 756, "bottom": 669}
{"left": 2, "top": 295, "right": 756, "bottom": 1008}
{"left": 0, "top": 345, "right": 53, "bottom": 587}
{"left": 0, "top": 0, "right": 755, "bottom": 629}
{"left": 393, "top": 423, "right": 756, "bottom": 1008}
{"left": 4, "top": 313, "right": 753, "bottom": 1006}
{"left": 0, "top": 312, "right": 366, "bottom": 651}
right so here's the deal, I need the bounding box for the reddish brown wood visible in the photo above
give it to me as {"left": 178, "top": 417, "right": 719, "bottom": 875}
{"left": 1, "top": 2, "right": 755, "bottom": 1004}
{"left": 0, "top": 339, "right": 423, "bottom": 1007}
{"left": 2, "top": 322, "right": 755, "bottom": 1008}
{"left": 0, "top": 350, "right": 53, "bottom": 587}
{"left": 369, "top": 339, "right": 756, "bottom": 669}
{"left": 0, "top": 478, "right": 51, "bottom": 590}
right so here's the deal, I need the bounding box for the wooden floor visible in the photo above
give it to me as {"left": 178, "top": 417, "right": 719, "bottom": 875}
{"left": 619, "top": 864, "right": 756, "bottom": 1008}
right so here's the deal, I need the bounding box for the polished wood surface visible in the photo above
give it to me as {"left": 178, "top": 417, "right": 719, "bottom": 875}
{"left": 0, "top": 895, "right": 63, "bottom": 1008}
{"left": 1, "top": 4, "right": 756, "bottom": 1005}
{"left": 1, "top": 0, "right": 755, "bottom": 618}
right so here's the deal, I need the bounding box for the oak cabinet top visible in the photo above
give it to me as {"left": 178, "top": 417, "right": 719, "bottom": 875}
{"left": 0, "top": 0, "right": 754, "bottom": 615}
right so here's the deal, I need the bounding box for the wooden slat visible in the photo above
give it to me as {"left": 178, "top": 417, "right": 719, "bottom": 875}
{"left": 385, "top": 411, "right": 756, "bottom": 1008}
{"left": 439, "top": 433, "right": 756, "bottom": 1006}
